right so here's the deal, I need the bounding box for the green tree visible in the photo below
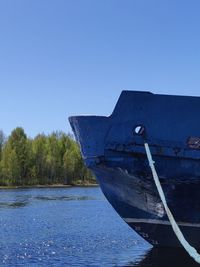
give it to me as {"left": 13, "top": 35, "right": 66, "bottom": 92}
{"left": 5, "top": 127, "right": 29, "bottom": 185}
{"left": 45, "top": 132, "right": 63, "bottom": 184}
{"left": 1, "top": 142, "right": 20, "bottom": 185}
{"left": 0, "top": 130, "right": 5, "bottom": 160}
{"left": 31, "top": 134, "right": 48, "bottom": 184}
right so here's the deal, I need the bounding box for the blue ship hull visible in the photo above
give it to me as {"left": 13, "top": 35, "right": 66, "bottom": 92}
{"left": 69, "top": 91, "right": 200, "bottom": 248}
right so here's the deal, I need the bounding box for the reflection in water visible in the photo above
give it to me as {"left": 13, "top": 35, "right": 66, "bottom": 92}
{"left": 35, "top": 195, "right": 96, "bottom": 201}
{"left": 0, "top": 194, "right": 97, "bottom": 209}
{"left": 125, "top": 248, "right": 200, "bottom": 267}
{"left": 0, "top": 201, "right": 28, "bottom": 209}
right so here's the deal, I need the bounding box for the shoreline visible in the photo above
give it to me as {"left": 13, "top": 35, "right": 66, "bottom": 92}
{"left": 0, "top": 183, "right": 99, "bottom": 189}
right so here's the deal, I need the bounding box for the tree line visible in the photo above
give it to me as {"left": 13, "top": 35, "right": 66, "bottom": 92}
{"left": 0, "top": 127, "right": 95, "bottom": 186}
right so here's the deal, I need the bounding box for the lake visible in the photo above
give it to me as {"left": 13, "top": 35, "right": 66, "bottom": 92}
{"left": 0, "top": 187, "right": 199, "bottom": 266}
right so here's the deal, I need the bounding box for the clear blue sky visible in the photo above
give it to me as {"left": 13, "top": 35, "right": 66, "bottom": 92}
{"left": 1, "top": 0, "right": 200, "bottom": 137}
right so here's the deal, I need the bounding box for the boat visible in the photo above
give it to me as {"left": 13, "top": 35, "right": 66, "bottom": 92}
{"left": 69, "top": 90, "right": 200, "bottom": 249}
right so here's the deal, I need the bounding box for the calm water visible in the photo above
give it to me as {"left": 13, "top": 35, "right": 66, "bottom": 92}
{"left": 0, "top": 187, "right": 199, "bottom": 267}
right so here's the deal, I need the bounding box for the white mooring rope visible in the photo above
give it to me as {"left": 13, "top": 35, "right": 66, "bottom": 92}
{"left": 144, "top": 142, "right": 200, "bottom": 264}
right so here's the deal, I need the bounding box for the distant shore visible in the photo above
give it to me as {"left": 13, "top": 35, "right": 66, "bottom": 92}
{"left": 0, "top": 183, "right": 99, "bottom": 189}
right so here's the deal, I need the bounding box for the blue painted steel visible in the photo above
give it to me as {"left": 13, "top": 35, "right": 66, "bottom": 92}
{"left": 69, "top": 91, "right": 200, "bottom": 248}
